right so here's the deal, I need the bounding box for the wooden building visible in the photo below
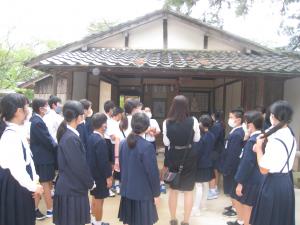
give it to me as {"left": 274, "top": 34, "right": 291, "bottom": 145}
{"left": 23, "top": 9, "right": 300, "bottom": 141}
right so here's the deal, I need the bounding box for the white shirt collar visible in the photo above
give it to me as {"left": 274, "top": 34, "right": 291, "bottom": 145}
{"left": 93, "top": 130, "right": 104, "bottom": 138}
{"left": 35, "top": 113, "right": 43, "bottom": 120}
{"left": 67, "top": 125, "right": 80, "bottom": 136}
{"left": 5, "top": 122, "right": 21, "bottom": 131}
{"left": 250, "top": 130, "right": 261, "bottom": 137}
{"left": 230, "top": 125, "right": 242, "bottom": 134}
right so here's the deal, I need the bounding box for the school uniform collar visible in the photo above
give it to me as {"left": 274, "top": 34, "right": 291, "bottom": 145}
{"left": 34, "top": 113, "right": 43, "bottom": 120}
{"left": 250, "top": 130, "right": 261, "bottom": 137}
{"left": 5, "top": 121, "right": 21, "bottom": 131}
{"left": 67, "top": 125, "right": 80, "bottom": 136}
{"left": 230, "top": 125, "right": 242, "bottom": 134}
{"left": 93, "top": 131, "right": 104, "bottom": 138}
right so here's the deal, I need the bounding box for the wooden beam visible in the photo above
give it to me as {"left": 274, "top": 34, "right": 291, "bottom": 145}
{"left": 163, "top": 19, "right": 168, "bottom": 49}
{"left": 125, "top": 32, "right": 129, "bottom": 48}
{"left": 204, "top": 35, "right": 208, "bottom": 49}
{"left": 52, "top": 74, "right": 57, "bottom": 96}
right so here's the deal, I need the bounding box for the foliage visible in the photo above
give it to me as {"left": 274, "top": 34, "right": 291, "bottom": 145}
{"left": 87, "top": 20, "right": 117, "bottom": 34}
{"left": 163, "top": 0, "right": 300, "bottom": 51}
{"left": 0, "top": 33, "right": 62, "bottom": 94}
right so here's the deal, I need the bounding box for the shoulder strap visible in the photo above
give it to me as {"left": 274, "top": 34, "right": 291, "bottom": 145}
{"left": 178, "top": 118, "right": 195, "bottom": 173}
{"left": 274, "top": 137, "right": 295, "bottom": 173}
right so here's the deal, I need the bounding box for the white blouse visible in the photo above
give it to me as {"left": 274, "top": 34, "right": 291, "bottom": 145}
{"left": 0, "top": 122, "right": 39, "bottom": 192}
{"left": 145, "top": 118, "right": 161, "bottom": 142}
{"left": 162, "top": 117, "right": 201, "bottom": 147}
{"left": 43, "top": 109, "right": 63, "bottom": 143}
{"left": 259, "top": 127, "right": 297, "bottom": 173}
{"left": 107, "top": 119, "right": 120, "bottom": 144}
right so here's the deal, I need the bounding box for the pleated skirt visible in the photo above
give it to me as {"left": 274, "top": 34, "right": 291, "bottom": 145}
{"left": 53, "top": 194, "right": 90, "bottom": 225}
{"left": 233, "top": 183, "right": 262, "bottom": 206}
{"left": 250, "top": 173, "right": 295, "bottom": 225}
{"left": 118, "top": 197, "right": 158, "bottom": 225}
{"left": 0, "top": 167, "right": 35, "bottom": 225}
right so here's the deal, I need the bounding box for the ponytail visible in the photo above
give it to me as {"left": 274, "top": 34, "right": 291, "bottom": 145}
{"left": 57, "top": 120, "right": 67, "bottom": 143}
{"left": 127, "top": 132, "right": 137, "bottom": 149}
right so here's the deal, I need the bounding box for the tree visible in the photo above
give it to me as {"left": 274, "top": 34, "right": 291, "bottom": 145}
{"left": 163, "top": 0, "right": 300, "bottom": 51}
{"left": 0, "top": 32, "right": 62, "bottom": 98}
{"left": 87, "top": 20, "right": 117, "bottom": 34}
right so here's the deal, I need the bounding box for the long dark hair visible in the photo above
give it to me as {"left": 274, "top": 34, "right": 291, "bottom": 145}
{"left": 0, "top": 93, "right": 27, "bottom": 138}
{"left": 167, "top": 95, "right": 189, "bottom": 122}
{"left": 127, "top": 112, "right": 150, "bottom": 149}
{"left": 263, "top": 100, "right": 293, "bottom": 138}
{"left": 57, "top": 101, "right": 84, "bottom": 142}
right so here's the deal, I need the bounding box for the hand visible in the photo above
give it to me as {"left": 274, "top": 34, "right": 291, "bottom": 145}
{"left": 106, "top": 177, "right": 113, "bottom": 188}
{"left": 236, "top": 183, "right": 243, "bottom": 197}
{"left": 114, "top": 162, "right": 120, "bottom": 172}
{"left": 154, "top": 197, "right": 160, "bottom": 206}
{"left": 253, "top": 134, "right": 265, "bottom": 153}
{"left": 33, "top": 184, "right": 43, "bottom": 199}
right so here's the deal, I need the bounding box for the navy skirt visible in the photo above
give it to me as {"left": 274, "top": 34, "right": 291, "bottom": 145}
{"left": 90, "top": 181, "right": 109, "bottom": 199}
{"left": 105, "top": 139, "right": 114, "bottom": 164}
{"left": 118, "top": 197, "right": 158, "bottom": 225}
{"left": 233, "top": 183, "right": 261, "bottom": 206}
{"left": 250, "top": 173, "right": 295, "bottom": 225}
{"left": 35, "top": 164, "right": 56, "bottom": 182}
{"left": 223, "top": 174, "right": 235, "bottom": 195}
{"left": 53, "top": 194, "right": 90, "bottom": 225}
{"left": 195, "top": 167, "right": 215, "bottom": 183}
{"left": 0, "top": 167, "right": 35, "bottom": 225}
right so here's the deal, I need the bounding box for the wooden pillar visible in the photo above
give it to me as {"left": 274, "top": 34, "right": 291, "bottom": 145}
{"left": 163, "top": 18, "right": 168, "bottom": 49}
{"left": 256, "top": 77, "right": 265, "bottom": 107}
{"left": 52, "top": 74, "right": 58, "bottom": 96}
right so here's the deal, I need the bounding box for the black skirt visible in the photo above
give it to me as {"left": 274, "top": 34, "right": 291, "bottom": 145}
{"left": 53, "top": 194, "right": 90, "bottom": 225}
{"left": 167, "top": 147, "right": 197, "bottom": 191}
{"left": 90, "top": 181, "right": 109, "bottom": 199}
{"left": 118, "top": 197, "right": 158, "bottom": 225}
{"left": 0, "top": 167, "right": 35, "bottom": 225}
{"left": 232, "top": 183, "right": 261, "bottom": 206}
{"left": 250, "top": 173, "right": 295, "bottom": 225}
{"left": 195, "top": 167, "right": 215, "bottom": 183}
{"left": 35, "top": 164, "right": 56, "bottom": 182}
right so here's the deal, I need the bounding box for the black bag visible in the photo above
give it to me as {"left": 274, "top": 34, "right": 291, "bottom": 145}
{"left": 163, "top": 125, "right": 194, "bottom": 185}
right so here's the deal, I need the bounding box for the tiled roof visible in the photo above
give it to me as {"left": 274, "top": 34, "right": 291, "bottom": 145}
{"left": 38, "top": 48, "right": 300, "bottom": 75}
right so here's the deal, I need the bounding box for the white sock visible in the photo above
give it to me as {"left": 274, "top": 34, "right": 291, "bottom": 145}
{"left": 237, "top": 220, "right": 244, "bottom": 224}
{"left": 201, "top": 182, "right": 209, "bottom": 208}
{"left": 232, "top": 207, "right": 236, "bottom": 212}
{"left": 193, "top": 183, "right": 203, "bottom": 210}
{"left": 115, "top": 180, "right": 120, "bottom": 186}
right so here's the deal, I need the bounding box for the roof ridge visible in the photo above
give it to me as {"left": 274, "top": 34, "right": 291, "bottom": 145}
{"left": 25, "top": 8, "right": 276, "bottom": 68}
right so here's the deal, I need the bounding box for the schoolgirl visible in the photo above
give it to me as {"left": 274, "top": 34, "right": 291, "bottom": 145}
{"left": 118, "top": 112, "right": 160, "bottom": 225}
{"left": 53, "top": 101, "right": 94, "bottom": 225}
{"left": 0, "top": 93, "right": 43, "bottom": 225}
{"left": 192, "top": 114, "right": 216, "bottom": 216}
{"left": 250, "top": 101, "right": 297, "bottom": 225}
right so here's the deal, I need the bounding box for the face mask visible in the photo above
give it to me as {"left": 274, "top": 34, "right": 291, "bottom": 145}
{"left": 228, "top": 118, "right": 236, "bottom": 128}
{"left": 145, "top": 112, "right": 152, "bottom": 119}
{"left": 270, "top": 114, "right": 275, "bottom": 126}
{"left": 55, "top": 106, "right": 62, "bottom": 114}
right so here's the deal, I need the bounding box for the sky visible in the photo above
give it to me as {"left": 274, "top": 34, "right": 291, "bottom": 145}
{"left": 0, "top": 0, "right": 294, "bottom": 50}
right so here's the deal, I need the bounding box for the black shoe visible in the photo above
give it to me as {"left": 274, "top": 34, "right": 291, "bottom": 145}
{"left": 222, "top": 209, "right": 237, "bottom": 217}
{"left": 227, "top": 221, "right": 243, "bottom": 225}
{"left": 35, "top": 209, "right": 46, "bottom": 220}
{"left": 181, "top": 222, "right": 189, "bottom": 225}
{"left": 224, "top": 205, "right": 233, "bottom": 211}
{"left": 170, "top": 219, "right": 178, "bottom": 225}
